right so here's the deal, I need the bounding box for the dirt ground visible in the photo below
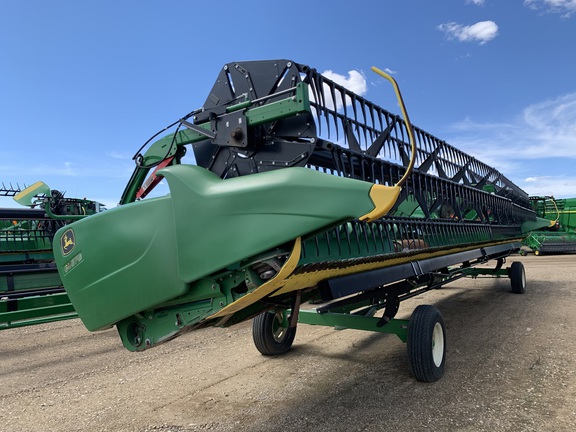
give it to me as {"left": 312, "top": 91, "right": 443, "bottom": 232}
{"left": 1, "top": 254, "right": 575, "bottom": 432}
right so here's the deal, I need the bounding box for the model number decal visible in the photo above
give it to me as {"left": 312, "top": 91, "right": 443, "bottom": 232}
{"left": 64, "top": 252, "right": 83, "bottom": 274}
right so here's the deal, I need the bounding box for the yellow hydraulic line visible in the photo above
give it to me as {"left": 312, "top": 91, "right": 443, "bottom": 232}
{"left": 548, "top": 196, "right": 560, "bottom": 227}
{"left": 371, "top": 66, "right": 416, "bottom": 188}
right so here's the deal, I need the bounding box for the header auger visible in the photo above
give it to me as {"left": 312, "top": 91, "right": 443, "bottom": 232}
{"left": 54, "top": 60, "right": 549, "bottom": 381}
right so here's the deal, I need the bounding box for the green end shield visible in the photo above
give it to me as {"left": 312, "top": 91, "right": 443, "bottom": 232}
{"left": 54, "top": 166, "right": 399, "bottom": 331}
{"left": 521, "top": 216, "right": 558, "bottom": 234}
{"left": 13, "top": 181, "right": 51, "bottom": 206}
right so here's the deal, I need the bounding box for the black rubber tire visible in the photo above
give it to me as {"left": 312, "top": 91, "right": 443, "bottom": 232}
{"left": 252, "top": 310, "right": 297, "bottom": 356}
{"left": 407, "top": 305, "right": 446, "bottom": 382}
{"left": 510, "top": 261, "right": 526, "bottom": 294}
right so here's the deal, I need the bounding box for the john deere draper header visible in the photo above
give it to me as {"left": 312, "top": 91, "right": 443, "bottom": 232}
{"left": 53, "top": 60, "right": 549, "bottom": 381}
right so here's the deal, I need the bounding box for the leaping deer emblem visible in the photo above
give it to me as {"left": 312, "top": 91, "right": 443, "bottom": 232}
{"left": 61, "top": 229, "right": 76, "bottom": 255}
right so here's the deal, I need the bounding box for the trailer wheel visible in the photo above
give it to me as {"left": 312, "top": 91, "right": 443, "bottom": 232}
{"left": 407, "top": 305, "right": 446, "bottom": 382}
{"left": 252, "top": 310, "right": 296, "bottom": 356}
{"left": 510, "top": 261, "right": 526, "bottom": 294}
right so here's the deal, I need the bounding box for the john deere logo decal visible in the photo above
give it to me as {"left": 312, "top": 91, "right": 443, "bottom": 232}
{"left": 61, "top": 229, "right": 76, "bottom": 256}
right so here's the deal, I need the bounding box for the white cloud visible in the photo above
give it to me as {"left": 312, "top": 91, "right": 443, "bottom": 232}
{"left": 0, "top": 158, "right": 134, "bottom": 182}
{"left": 522, "top": 175, "right": 576, "bottom": 197}
{"left": 438, "top": 20, "right": 499, "bottom": 44}
{"left": 524, "top": 0, "right": 576, "bottom": 17}
{"left": 522, "top": 94, "right": 576, "bottom": 150}
{"left": 318, "top": 69, "right": 368, "bottom": 110}
{"left": 466, "top": 0, "right": 485, "bottom": 5}
{"left": 106, "top": 150, "right": 132, "bottom": 160}
{"left": 322, "top": 70, "right": 367, "bottom": 97}
{"left": 445, "top": 92, "right": 576, "bottom": 198}
{"left": 451, "top": 92, "right": 576, "bottom": 158}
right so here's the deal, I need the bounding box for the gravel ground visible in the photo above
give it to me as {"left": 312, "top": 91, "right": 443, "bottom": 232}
{"left": 1, "top": 254, "right": 575, "bottom": 432}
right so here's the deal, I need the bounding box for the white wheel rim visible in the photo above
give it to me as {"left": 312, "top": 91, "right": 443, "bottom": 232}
{"left": 432, "top": 322, "right": 444, "bottom": 367}
{"left": 272, "top": 313, "right": 287, "bottom": 342}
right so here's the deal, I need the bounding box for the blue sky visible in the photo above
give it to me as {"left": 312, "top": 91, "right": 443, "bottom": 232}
{"left": 1, "top": 0, "right": 575, "bottom": 208}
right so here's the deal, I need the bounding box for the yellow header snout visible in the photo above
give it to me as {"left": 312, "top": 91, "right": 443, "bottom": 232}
{"left": 359, "top": 184, "right": 402, "bottom": 222}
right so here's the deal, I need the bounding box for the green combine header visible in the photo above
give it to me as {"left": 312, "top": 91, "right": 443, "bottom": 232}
{"left": 53, "top": 60, "right": 550, "bottom": 381}
{"left": 1, "top": 182, "right": 104, "bottom": 329}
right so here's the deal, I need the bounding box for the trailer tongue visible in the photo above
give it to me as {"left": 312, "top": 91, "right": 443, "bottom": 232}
{"left": 53, "top": 60, "right": 549, "bottom": 381}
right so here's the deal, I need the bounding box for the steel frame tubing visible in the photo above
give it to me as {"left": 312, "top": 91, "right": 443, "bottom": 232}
{"left": 297, "top": 309, "right": 408, "bottom": 342}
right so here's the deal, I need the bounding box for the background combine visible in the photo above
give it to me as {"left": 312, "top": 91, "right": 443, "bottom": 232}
{"left": 523, "top": 196, "right": 576, "bottom": 255}
{"left": 0, "top": 182, "right": 103, "bottom": 329}
{"left": 53, "top": 60, "right": 550, "bottom": 382}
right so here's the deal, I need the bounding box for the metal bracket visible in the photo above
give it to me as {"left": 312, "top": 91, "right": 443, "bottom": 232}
{"left": 212, "top": 110, "right": 248, "bottom": 148}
